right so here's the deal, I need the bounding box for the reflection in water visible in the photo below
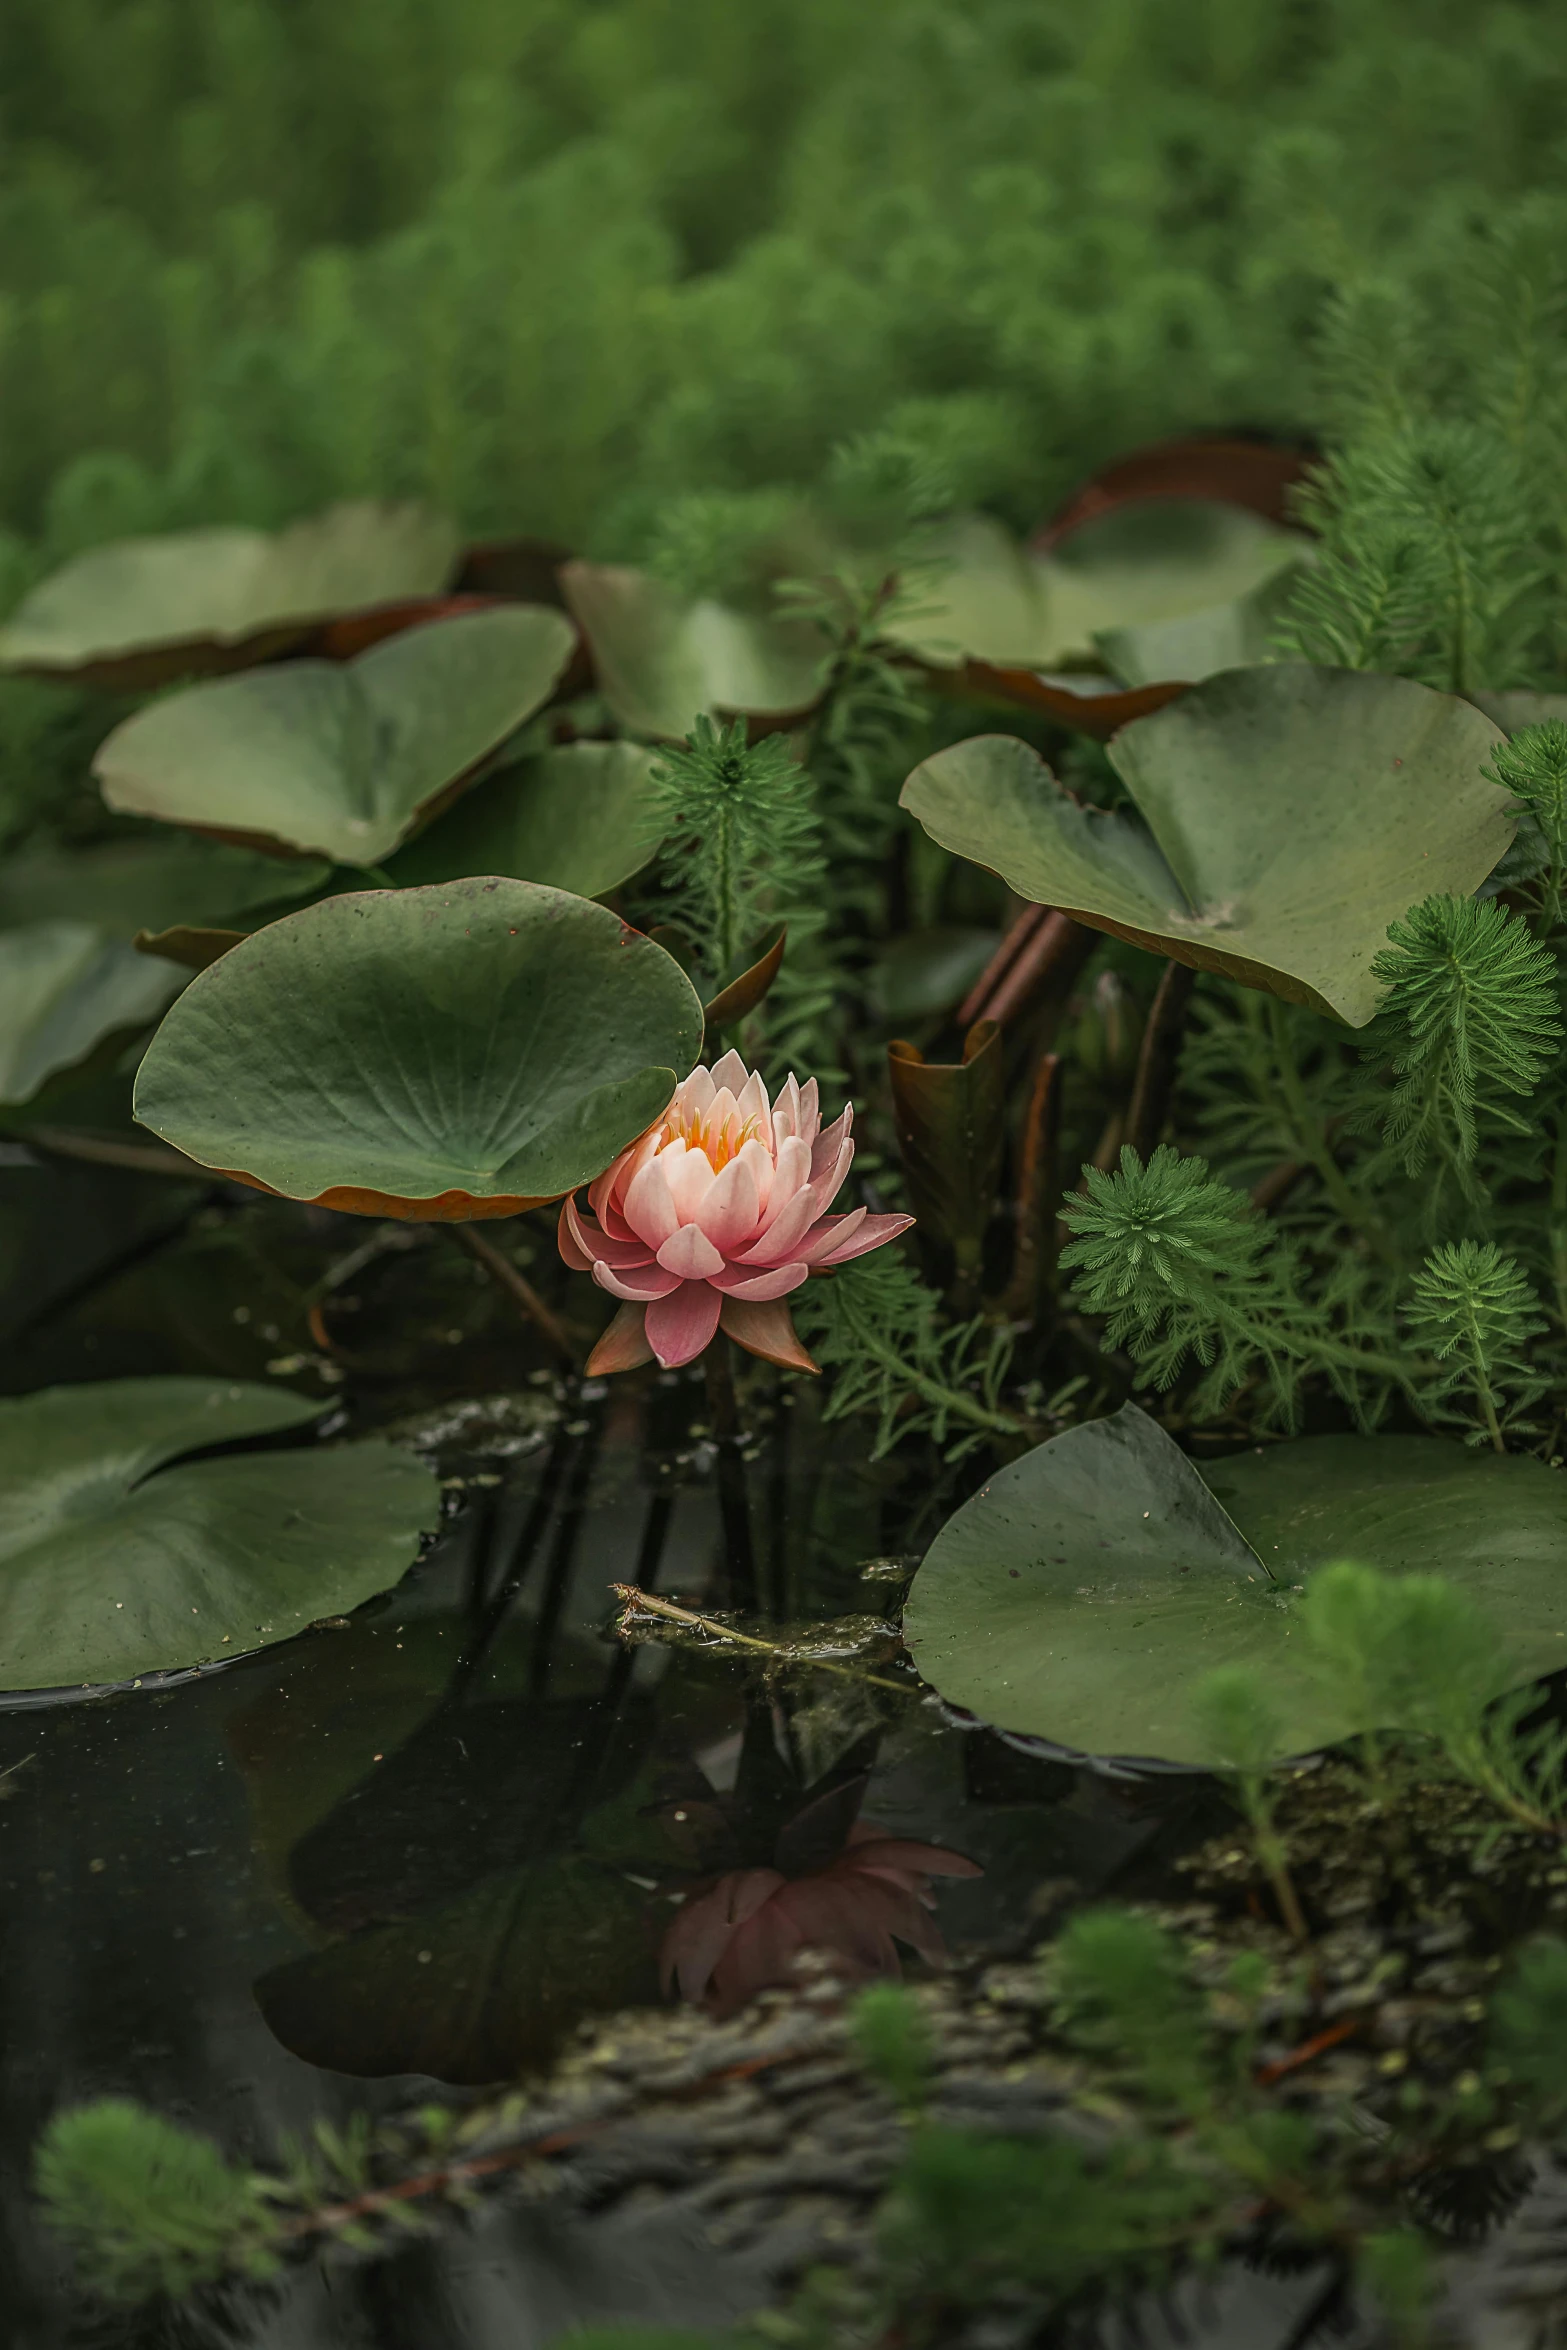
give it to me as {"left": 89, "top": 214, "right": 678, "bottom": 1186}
{"left": 661, "top": 1821, "right": 981, "bottom": 2017}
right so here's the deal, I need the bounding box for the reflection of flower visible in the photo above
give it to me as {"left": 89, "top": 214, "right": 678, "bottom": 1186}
{"left": 659, "top": 1823, "right": 982, "bottom": 2017}
{"left": 559, "top": 1050, "right": 912, "bottom": 1375}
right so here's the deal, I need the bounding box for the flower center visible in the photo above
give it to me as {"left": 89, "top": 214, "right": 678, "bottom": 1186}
{"left": 662, "top": 1106, "right": 758, "bottom": 1172}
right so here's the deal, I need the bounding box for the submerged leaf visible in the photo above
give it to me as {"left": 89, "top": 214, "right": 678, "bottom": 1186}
{"left": 562, "top": 559, "right": 828, "bottom": 738}
{"left": 133, "top": 879, "right": 704, "bottom": 1219}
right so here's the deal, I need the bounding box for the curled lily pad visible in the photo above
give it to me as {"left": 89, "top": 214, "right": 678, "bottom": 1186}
{"left": 0, "top": 837, "right": 327, "bottom": 940}
{"left": 386, "top": 740, "right": 663, "bottom": 897}
{"left": 133, "top": 878, "right": 704, "bottom": 1219}
{"left": 901, "top": 665, "right": 1513, "bottom": 1026}
{"left": 0, "top": 502, "right": 459, "bottom": 689}
{"left": 94, "top": 606, "right": 578, "bottom": 866}
{"left": 1037, "top": 437, "right": 1313, "bottom": 545}
{"left": 562, "top": 560, "right": 828, "bottom": 738}
{"left": 903, "top": 1404, "right": 1567, "bottom": 1768}
{"left": 0, "top": 1378, "right": 439, "bottom": 1692}
{"left": 1092, "top": 560, "right": 1305, "bottom": 689}
{"left": 0, "top": 922, "right": 182, "bottom": 1104}
{"left": 888, "top": 502, "right": 1304, "bottom": 671}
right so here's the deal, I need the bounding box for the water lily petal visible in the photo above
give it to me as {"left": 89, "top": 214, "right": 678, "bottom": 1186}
{"left": 736, "top": 1181, "right": 819, "bottom": 1266}
{"left": 796, "top": 1076, "right": 821, "bottom": 1148}
{"left": 737, "top": 1133, "right": 774, "bottom": 1215}
{"left": 796, "top": 1206, "right": 866, "bottom": 1264}
{"left": 713, "top": 1897, "right": 805, "bottom": 2015}
{"left": 623, "top": 1155, "right": 681, "bottom": 1250}
{"left": 679, "top": 1066, "right": 717, "bottom": 1121}
{"left": 736, "top": 1068, "right": 772, "bottom": 1147}
{"left": 709, "top": 1048, "right": 749, "bottom": 1095}
{"left": 564, "top": 1192, "right": 653, "bottom": 1270}
{"left": 771, "top": 1073, "right": 803, "bottom": 1142}
{"left": 805, "top": 1210, "right": 916, "bottom": 1267}
{"left": 809, "top": 1106, "right": 852, "bottom": 1181}
{"left": 657, "top": 1223, "right": 726, "bottom": 1279}
{"left": 645, "top": 1279, "right": 723, "bottom": 1367}
{"left": 720, "top": 1297, "right": 819, "bottom": 1372}
{"left": 746, "top": 1134, "right": 811, "bottom": 1244}
{"left": 712, "top": 1261, "right": 808, "bottom": 1302}
{"left": 841, "top": 1839, "right": 984, "bottom": 1885}
{"left": 660, "top": 1869, "right": 776, "bottom": 2002}
{"left": 585, "top": 1302, "right": 655, "bottom": 1376}
{"left": 558, "top": 1197, "right": 595, "bottom": 1273}
{"left": 667, "top": 1144, "right": 717, "bottom": 1222}
{"left": 696, "top": 1152, "right": 762, "bottom": 1254}
{"left": 592, "top": 1260, "right": 681, "bottom": 1302}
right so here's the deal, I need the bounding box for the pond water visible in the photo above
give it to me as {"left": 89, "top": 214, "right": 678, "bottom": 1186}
{"left": 0, "top": 1161, "right": 1534, "bottom": 2346}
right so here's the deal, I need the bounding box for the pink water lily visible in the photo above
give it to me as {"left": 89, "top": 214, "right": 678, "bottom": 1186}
{"left": 660, "top": 1823, "right": 983, "bottom": 2017}
{"left": 559, "top": 1050, "right": 912, "bottom": 1377}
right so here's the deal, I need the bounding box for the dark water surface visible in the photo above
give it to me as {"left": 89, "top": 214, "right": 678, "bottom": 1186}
{"left": 0, "top": 1165, "right": 1468, "bottom": 2346}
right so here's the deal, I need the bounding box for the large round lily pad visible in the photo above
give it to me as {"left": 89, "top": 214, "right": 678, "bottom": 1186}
{"left": 0, "top": 1378, "right": 439, "bottom": 1692}
{"left": 0, "top": 922, "right": 183, "bottom": 1104}
{"left": 901, "top": 665, "right": 1513, "bottom": 1025}
{"left": 94, "top": 606, "right": 578, "bottom": 866}
{"left": 0, "top": 502, "right": 459, "bottom": 688}
{"left": 902, "top": 1404, "right": 1567, "bottom": 1767}
{"left": 386, "top": 740, "right": 663, "bottom": 896}
{"left": 133, "top": 878, "right": 704, "bottom": 1219}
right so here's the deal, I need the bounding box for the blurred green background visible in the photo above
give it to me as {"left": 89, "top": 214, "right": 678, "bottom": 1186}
{"left": 1, "top": 0, "right": 1562, "bottom": 584}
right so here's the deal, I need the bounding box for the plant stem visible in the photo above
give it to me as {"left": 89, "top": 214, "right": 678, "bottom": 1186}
{"left": 704, "top": 1338, "right": 758, "bottom": 1608}
{"left": 448, "top": 1222, "right": 578, "bottom": 1369}
{"left": 1124, "top": 958, "right": 1198, "bottom": 1162}
{"left": 1265, "top": 996, "right": 1390, "bottom": 1259}
{"left": 850, "top": 1313, "right": 1028, "bottom": 1439}
{"left": 610, "top": 1585, "right": 912, "bottom": 1696}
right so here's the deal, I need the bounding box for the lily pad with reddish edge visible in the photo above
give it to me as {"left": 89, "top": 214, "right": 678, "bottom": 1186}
{"left": 132, "top": 878, "right": 704, "bottom": 1220}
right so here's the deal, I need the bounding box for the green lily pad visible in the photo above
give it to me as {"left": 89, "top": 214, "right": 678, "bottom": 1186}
{"left": 0, "top": 1378, "right": 439, "bottom": 1691}
{"left": 902, "top": 1404, "right": 1567, "bottom": 1767}
{"left": 900, "top": 665, "right": 1513, "bottom": 1026}
{"left": 254, "top": 1854, "right": 658, "bottom": 2082}
{"left": 888, "top": 502, "right": 1305, "bottom": 671}
{"left": 133, "top": 878, "right": 704, "bottom": 1219}
{"left": 0, "top": 501, "right": 459, "bottom": 688}
{"left": 1470, "top": 691, "right": 1567, "bottom": 733}
{"left": 93, "top": 606, "right": 578, "bottom": 865}
{"left": 562, "top": 559, "right": 828, "bottom": 737}
{"left": 1093, "top": 560, "right": 1306, "bottom": 689}
{"left": 0, "top": 922, "right": 183, "bottom": 1104}
{"left": 0, "top": 837, "right": 327, "bottom": 939}
{"left": 386, "top": 740, "right": 663, "bottom": 896}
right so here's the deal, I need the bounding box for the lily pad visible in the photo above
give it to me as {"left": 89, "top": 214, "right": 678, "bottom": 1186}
{"left": 0, "top": 922, "right": 183, "bottom": 1104}
{"left": 1093, "top": 560, "right": 1305, "bottom": 689}
{"left": 888, "top": 502, "right": 1305, "bottom": 671}
{"left": 0, "top": 1378, "right": 439, "bottom": 1692}
{"left": 0, "top": 837, "right": 327, "bottom": 939}
{"left": 93, "top": 606, "right": 578, "bottom": 865}
{"left": 562, "top": 560, "right": 828, "bottom": 737}
{"left": 386, "top": 740, "right": 663, "bottom": 897}
{"left": 902, "top": 1404, "right": 1567, "bottom": 1768}
{"left": 0, "top": 502, "right": 459, "bottom": 688}
{"left": 133, "top": 878, "right": 704, "bottom": 1219}
{"left": 900, "top": 665, "right": 1513, "bottom": 1026}
{"left": 1037, "top": 437, "right": 1313, "bottom": 545}
{"left": 1470, "top": 691, "right": 1567, "bottom": 734}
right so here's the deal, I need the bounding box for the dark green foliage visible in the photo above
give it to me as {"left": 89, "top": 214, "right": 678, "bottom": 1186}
{"left": 874, "top": 2126, "right": 1208, "bottom": 2316}
{"left": 1491, "top": 1938, "right": 1567, "bottom": 2121}
{"left": 851, "top": 1983, "right": 933, "bottom": 2113}
{"left": 1406, "top": 1240, "right": 1547, "bottom": 1446}
{"left": 33, "top": 2099, "right": 278, "bottom": 2303}
{"left": 792, "top": 1251, "right": 1023, "bottom": 1460}
{"left": 1358, "top": 895, "right": 1561, "bottom": 1203}
{"left": 1485, "top": 721, "right": 1567, "bottom": 931}
{"left": 646, "top": 717, "right": 825, "bottom": 991}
